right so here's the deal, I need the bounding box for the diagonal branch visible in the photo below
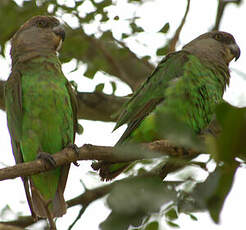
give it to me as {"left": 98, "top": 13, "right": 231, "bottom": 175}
{"left": 0, "top": 140, "right": 201, "bottom": 181}
{"left": 168, "top": 0, "right": 191, "bottom": 52}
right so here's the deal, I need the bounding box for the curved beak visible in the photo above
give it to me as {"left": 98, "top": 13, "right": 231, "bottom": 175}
{"left": 53, "top": 25, "right": 65, "bottom": 41}
{"left": 230, "top": 43, "right": 240, "bottom": 61}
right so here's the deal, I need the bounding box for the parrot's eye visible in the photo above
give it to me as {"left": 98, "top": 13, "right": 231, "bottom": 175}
{"left": 36, "top": 20, "right": 48, "bottom": 28}
{"left": 214, "top": 33, "right": 223, "bottom": 41}
{"left": 53, "top": 21, "right": 59, "bottom": 27}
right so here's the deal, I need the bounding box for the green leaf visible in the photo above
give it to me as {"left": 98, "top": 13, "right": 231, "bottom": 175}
{"left": 84, "top": 11, "right": 96, "bottom": 23}
{"left": 130, "top": 22, "right": 144, "bottom": 33}
{"left": 166, "top": 208, "right": 178, "bottom": 221}
{"left": 100, "top": 177, "right": 177, "bottom": 230}
{"left": 188, "top": 213, "right": 198, "bottom": 221}
{"left": 166, "top": 221, "right": 180, "bottom": 228}
{"left": 84, "top": 64, "right": 97, "bottom": 79}
{"left": 144, "top": 221, "right": 159, "bottom": 230}
{"left": 141, "top": 55, "right": 151, "bottom": 62}
{"left": 110, "top": 81, "right": 117, "bottom": 94}
{"left": 156, "top": 45, "right": 169, "bottom": 56}
{"left": 101, "top": 13, "right": 109, "bottom": 22}
{"left": 214, "top": 102, "right": 246, "bottom": 163}
{"left": 192, "top": 164, "right": 238, "bottom": 223}
{"left": 159, "top": 22, "right": 170, "bottom": 34}
{"left": 101, "top": 30, "right": 113, "bottom": 40}
{"left": 95, "top": 0, "right": 112, "bottom": 10}
{"left": 76, "top": 123, "right": 84, "bottom": 135}
{"left": 122, "top": 33, "right": 130, "bottom": 39}
{"left": 95, "top": 83, "right": 105, "bottom": 92}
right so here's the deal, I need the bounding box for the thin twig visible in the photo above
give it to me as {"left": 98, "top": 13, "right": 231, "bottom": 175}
{"left": 212, "top": 0, "right": 241, "bottom": 31}
{"left": 67, "top": 205, "right": 88, "bottom": 230}
{"left": 168, "top": 0, "right": 191, "bottom": 52}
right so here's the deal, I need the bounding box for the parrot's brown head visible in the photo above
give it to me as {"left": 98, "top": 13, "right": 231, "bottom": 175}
{"left": 183, "top": 31, "right": 240, "bottom": 67}
{"left": 11, "top": 15, "right": 65, "bottom": 63}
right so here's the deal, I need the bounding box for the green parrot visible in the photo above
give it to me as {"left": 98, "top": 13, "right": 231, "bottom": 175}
{"left": 5, "top": 16, "right": 78, "bottom": 218}
{"left": 93, "top": 31, "right": 240, "bottom": 181}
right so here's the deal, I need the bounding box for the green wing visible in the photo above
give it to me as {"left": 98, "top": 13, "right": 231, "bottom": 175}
{"left": 5, "top": 70, "right": 36, "bottom": 217}
{"left": 66, "top": 80, "right": 79, "bottom": 141}
{"left": 115, "top": 51, "right": 189, "bottom": 144}
{"left": 5, "top": 70, "right": 23, "bottom": 164}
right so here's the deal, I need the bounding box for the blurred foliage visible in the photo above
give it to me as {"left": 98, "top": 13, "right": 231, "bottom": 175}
{"left": 100, "top": 177, "right": 177, "bottom": 230}
{"left": 99, "top": 101, "right": 246, "bottom": 230}
{"left": 0, "top": 1, "right": 245, "bottom": 230}
{"left": 0, "top": 0, "right": 154, "bottom": 90}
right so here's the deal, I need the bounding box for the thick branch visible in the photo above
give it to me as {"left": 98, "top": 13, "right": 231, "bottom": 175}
{"left": 0, "top": 139, "right": 204, "bottom": 228}
{"left": 0, "top": 224, "right": 24, "bottom": 230}
{"left": 0, "top": 159, "right": 203, "bottom": 228}
{"left": 0, "top": 140, "right": 200, "bottom": 181}
{"left": 0, "top": 81, "right": 127, "bottom": 122}
{"left": 77, "top": 91, "right": 127, "bottom": 121}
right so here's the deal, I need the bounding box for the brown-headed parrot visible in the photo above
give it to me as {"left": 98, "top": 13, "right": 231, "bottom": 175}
{"left": 5, "top": 16, "right": 78, "bottom": 218}
{"left": 93, "top": 31, "right": 240, "bottom": 181}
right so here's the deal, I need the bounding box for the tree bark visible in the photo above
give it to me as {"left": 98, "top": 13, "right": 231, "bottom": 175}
{"left": 0, "top": 140, "right": 200, "bottom": 181}
{"left": 0, "top": 224, "right": 24, "bottom": 230}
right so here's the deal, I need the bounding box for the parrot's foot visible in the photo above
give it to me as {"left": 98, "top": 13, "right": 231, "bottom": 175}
{"left": 66, "top": 143, "right": 80, "bottom": 167}
{"left": 37, "top": 152, "right": 56, "bottom": 168}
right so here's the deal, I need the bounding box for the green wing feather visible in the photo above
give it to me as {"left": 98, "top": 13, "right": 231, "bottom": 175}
{"left": 5, "top": 70, "right": 23, "bottom": 162}
{"left": 94, "top": 51, "right": 189, "bottom": 180}
{"left": 5, "top": 70, "right": 37, "bottom": 217}
{"left": 115, "top": 51, "right": 189, "bottom": 144}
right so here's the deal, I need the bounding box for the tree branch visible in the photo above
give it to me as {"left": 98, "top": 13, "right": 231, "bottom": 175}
{"left": 62, "top": 25, "right": 153, "bottom": 90}
{"left": 76, "top": 91, "right": 127, "bottom": 121}
{"left": 0, "top": 153, "right": 204, "bottom": 229}
{"left": 0, "top": 224, "right": 24, "bottom": 230}
{"left": 0, "top": 139, "right": 205, "bottom": 228}
{"left": 0, "top": 140, "right": 200, "bottom": 181}
{"left": 212, "top": 0, "right": 242, "bottom": 31}
{"left": 112, "top": 37, "right": 154, "bottom": 72}
{"left": 168, "top": 0, "right": 191, "bottom": 52}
